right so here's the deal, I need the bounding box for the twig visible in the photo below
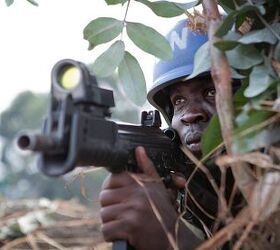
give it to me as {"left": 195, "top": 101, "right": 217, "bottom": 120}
{"left": 197, "top": 207, "right": 251, "bottom": 250}
{"left": 202, "top": 0, "right": 233, "bottom": 153}
{"left": 36, "top": 232, "right": 68, "bottom": 250}
{"left": 202, "top": 0, "right": 256, "bottom": 202}
{"left": 129, "top": 173, "right": 179, "bottom": 250}
{"left": 180, "top": 145, "right": 228, "bottom": 210}
{"left": 45, "top": 218, "right": 100, "bottom": 228}
{"left": 235, "top": 113, "right": 280, "bottom": 139}
{"left": 233, "top": 220, "right": 255, "bottom": 250}
{"left": 1, "top": 237, "right": 29, "bottom": 250}
{"left": 26, "top": 234, "right": 40, "bottom": 250}
{"left": 185, "top": 188, "right": 216, "bottom": 220}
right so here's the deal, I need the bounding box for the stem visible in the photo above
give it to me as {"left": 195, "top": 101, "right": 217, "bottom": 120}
{"left": 233, "top": 0, "right": 238, "bottom": 10}
{"left": 202, "top": 0, "right": 233, "bottom": 153}
{"left": 202, "top": 0, "right": 256, "bottom": 201}
{"left": 121, "top": 0, "right": 131, "bottom": 39}
{"left": 197, "top": 207, "right": 251, "bottom": 250}
{"left": 123, "top": 0, "right": 131, "bottom": 23}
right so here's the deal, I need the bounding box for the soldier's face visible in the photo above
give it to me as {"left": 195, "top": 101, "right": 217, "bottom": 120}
{"left": 170, "top": 76, "right": 217, "bottom": 158}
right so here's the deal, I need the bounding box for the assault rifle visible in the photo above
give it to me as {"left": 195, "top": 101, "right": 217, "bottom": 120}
{"left": 17, "top": 59, "right": 187, "bottom": 250}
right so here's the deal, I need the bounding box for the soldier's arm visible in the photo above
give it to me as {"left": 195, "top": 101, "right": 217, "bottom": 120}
{"left": 99, "top": 146, "right": 203, "bottom": 250}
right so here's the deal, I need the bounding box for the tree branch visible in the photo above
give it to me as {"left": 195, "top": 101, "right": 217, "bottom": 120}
{"left": 202, "top": 0, "right": 256, "bottom": 202}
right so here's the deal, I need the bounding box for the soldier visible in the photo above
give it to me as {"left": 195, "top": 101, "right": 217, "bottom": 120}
{"left": 100, "top": 18, "right": 240, "bottom": 249}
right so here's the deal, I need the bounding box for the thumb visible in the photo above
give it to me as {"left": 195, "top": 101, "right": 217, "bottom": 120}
{"left": 135, "top": 146, "right": 159, "bottom": 178}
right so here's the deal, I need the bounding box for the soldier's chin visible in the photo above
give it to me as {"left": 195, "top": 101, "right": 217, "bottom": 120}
{"left": 187, "top": 142, "right": 202, "bottom": 159}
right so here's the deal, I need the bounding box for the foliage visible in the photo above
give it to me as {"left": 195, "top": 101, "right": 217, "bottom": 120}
{"left": 201, "top": 0, "right": 280, "bottom": 156}
{"left": 3, "top": 0, "right": 280, "bottom": 248}
{"left": 84, "top": 0, "right": 279, "bottom": 156}
{"left": 83, "top": 0, "right": 200, "bottom": 106}
{"left": 85, "top": 3, "right": 280, "bottom": 246}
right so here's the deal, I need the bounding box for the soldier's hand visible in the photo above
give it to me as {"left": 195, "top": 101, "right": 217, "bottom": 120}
{"left": 99, "top": 146, "right": 180, "bottom": 250}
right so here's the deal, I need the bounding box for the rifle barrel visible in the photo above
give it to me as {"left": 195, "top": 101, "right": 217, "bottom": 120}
{"left": 17, "top": 133, "right": 58, "bottom": 152}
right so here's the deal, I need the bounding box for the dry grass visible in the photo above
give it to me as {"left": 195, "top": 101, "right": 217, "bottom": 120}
{"left": 0, "top": 199, "right": 111, "bottom": 250}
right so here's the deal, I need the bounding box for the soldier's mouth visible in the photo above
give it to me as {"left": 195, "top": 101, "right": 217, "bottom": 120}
{"left": 185, "top": 133, "right": 201, "bottom": 144}
{"left": 187, "top": 141, "right": 201, "bottom": 152}
{"left": 184, "top": 133, "right": 202, "bottom": 155}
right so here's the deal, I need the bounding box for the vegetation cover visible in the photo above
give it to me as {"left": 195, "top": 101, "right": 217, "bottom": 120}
{"left": 80, "top": 0, "right": 280, "bottom": 248}
{"left": 2, "top": 0, "right": 280, "bottom": 249}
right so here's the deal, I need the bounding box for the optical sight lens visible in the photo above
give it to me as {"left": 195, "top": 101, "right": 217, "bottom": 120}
{"left": 58, "top": 65, "right": 81, "bottom": 90}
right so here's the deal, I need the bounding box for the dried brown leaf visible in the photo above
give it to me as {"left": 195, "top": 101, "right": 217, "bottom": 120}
{"left": 238, "top": 17, "right": 254, "bottom": 35}
{"left": 36, "top": 232, "right": 67, "bottom": 250}
{"left": 185, "top": 9, "right": 208, "bottom": 34}
{"left": 129, "top": 173, "right": 179, "bottom": 250}
{"left": 216, "top": 152, "right": 279, "bottom": 170}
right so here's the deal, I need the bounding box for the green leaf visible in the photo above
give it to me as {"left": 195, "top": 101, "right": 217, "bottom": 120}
{"left": 214, "top": 40, "right": 239, "bottom": 51}
{"left": 246, "top": 84, "right": 277, "bottom": 111}
{"left": 174, "top": 1, "right": 200, "bottom": 11}
{"left": 5, "top": 0, "right": 14, "bottom": 6}
{"left": 136, "top": 0, "right": 198, "bottom": 17}
{"left": 231, "top": 68, "right": 246, "bottom": 79}
{"left": 215, "top": 30, "right": 242, "bottom": 50}
{"left": 83, "top": 17, "right": 123, "bottom": 50}
{"left": 238, "top": 4, "right": 265, "bottom": 15}
{"left": 233, "top": 126, "right": 280, "bottom": 153}
{"left": 235, "top": 110, "right": 273, "bottom": 129}
{"left": 233, "top": 82, "right": 248, "bottom": 109}
{"left": 234, "top": 109, "right": 278, "bottom": 153}
{"left": 218, "top": 0, "right": 236, "bottom": 13}
{"left": 201, "top": 115, "right": 223, "bottom": 157}
{"left": 224, "top": 30, "right": 242, "bottom": 40}
{"left": 216, "top": 11, "right": 237, "bottom": 37}
{"left": 226, "top": 44, "right": 263, "bottom": 69}
{"left": 105, "top": 0, "right": 128, "bottom": 5}
{"left": 239, "top": 23, "right": 280, "bottom": 45}
{"left": 187, "top": 41, "right": 211, "bottom": 79}
{"left": 136, "top": 0, "right": 183, "bottom": 17}
{"left": 244, "top": 65, "right": 274, "bottom": 97}
{"left": 216, "top": 4, "right": 264, "bottom": 37}
{"left": 26, "top": 0, "right": 38, "bottom": 6}
{"left": 118, "top": 51, "right": 147, "bottom": 106}
{"left": 126, "top": 22, "right": 172, "bottom": 59}
{"left": 91, "top": 40, "right": 125, "bottom": 77}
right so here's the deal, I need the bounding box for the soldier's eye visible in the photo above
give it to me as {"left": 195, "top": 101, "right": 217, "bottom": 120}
{"left": 173, "top": 97, "right": 186, "bottom": 106}
{"left": 207, "top": 89, "right": 216, "bottom": 97}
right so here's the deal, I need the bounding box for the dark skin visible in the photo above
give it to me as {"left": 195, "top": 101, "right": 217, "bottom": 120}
{"left": 99, "top": 76, "right": 217, "bottom": 249}
{"left": 170, "top": 76, "right": 217, "bottom": 158}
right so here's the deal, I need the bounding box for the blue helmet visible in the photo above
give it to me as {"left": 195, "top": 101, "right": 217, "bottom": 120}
{"left": 147, "top": 19, "right": 209, "bottom": 124}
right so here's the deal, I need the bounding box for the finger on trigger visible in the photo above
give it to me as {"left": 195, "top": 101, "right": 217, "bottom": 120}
{"left": 135, "top": 146, "right": 158, "bottom": 178}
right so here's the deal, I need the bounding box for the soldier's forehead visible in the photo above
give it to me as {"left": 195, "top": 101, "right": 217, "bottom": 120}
{"left": 169, "top": 76, "right": 213, "bottom": 92}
